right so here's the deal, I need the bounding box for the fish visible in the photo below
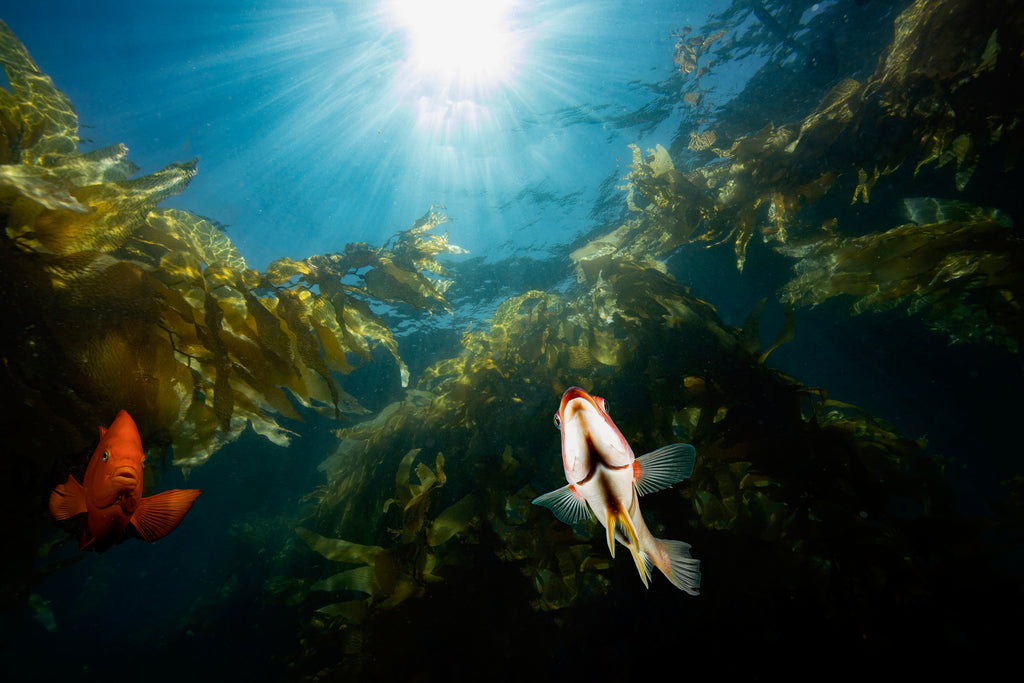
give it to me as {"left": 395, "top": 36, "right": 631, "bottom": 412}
{"left": 532, "top": 387, "right": 701, "bottom": 594}
{"left": 48, "top": 410, "right": 202, "bottom": 552}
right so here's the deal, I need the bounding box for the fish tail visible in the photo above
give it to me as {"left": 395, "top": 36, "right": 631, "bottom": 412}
{"left": 651, "top": 538, "right": 701, "bottom": 595}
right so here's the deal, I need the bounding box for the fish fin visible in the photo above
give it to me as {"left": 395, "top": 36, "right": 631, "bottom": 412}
{"left": 130, "top": 489, "right": 202, "bottom": 542}
{"left": 634, "top": 443, "right": 696, "bottom": 496}
{"left": 654, "top": 539, "right": 701, "bottom": 595}
{"left": 532, "top": 485, "right": 590, "bottom": 525}
{"left": 48, "top": 476, "right": 87, "bottom": 521}
{"left": 604, "top": 505, "right": 642, "bottom": 561}
{"left": 79, "top": 533, "right": 96, "bottom": 551}
{"left": 633, "top": 550, "right": 654, "bottom": 588}
{"left": 605, "top": 509, "right": 617, "bottom": 558}
{"left": 605, "top": 506, "right": 652, "bottom": 586}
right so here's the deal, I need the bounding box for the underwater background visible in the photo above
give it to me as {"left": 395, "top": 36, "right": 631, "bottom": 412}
{"left": 1, "top": 0, "right": 1021, "bottom": 680}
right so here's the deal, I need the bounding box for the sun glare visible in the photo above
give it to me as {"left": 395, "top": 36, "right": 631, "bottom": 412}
{"left": 384, "top": 0, "right": 523, "bottom": 95}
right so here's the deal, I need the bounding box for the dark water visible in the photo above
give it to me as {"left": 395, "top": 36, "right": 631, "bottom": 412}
{"left": 2, "top": 1, "right": 1022, "bottom": 681}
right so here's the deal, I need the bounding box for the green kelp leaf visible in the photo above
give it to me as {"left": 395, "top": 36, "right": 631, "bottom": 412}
{"left": 739, "top": 297, "right": 768, "bottom": 355}
{"left": 778, "top": 214, "right": 1023, "bottom": 350}
{"left": 316, "top": 599, "right": 371, "bottom": 624}
{"left": 389, "top": 448, "right": 421, "bottom": 507}
{"left": 427, "top": 494, "right": 478, "bottom": 547}
{"left": 312, "top": 566, "right": 377, "bottom": 595}
{"left": 758, "top": 302, "right": 795, "bottom": 364}
{"left": 296, "top": 527, "right": 383, "bottom": 565}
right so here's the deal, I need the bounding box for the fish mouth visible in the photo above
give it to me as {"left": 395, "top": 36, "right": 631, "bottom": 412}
{"left": 111, "top": 466, "right": 138, "bottom": 488}
{"left": 560, "top": 387, "right": 595, "bottom": 413}
{"left": 560, "top": 387, "right": 600, "bottom": 423}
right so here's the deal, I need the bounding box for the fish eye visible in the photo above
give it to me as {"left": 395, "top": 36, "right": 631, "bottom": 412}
{"left": 102, "top": 449, "right": 110, "bottom": 461}
{"left": 553, "top": 413, "right": 562, "bottom": 430}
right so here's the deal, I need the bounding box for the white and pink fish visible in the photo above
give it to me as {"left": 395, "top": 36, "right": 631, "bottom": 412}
{"left": 533, "top": 387, "right": 700, "bottom": 594}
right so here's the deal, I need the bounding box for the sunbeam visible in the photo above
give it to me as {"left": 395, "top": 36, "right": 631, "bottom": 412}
{"left": 384, "top": 0, "right": 523, "bottom": 93}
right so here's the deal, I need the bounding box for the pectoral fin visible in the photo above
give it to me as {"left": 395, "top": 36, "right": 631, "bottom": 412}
{"left": 130, "top": 488, "right": 202, "bottom": 542}
{"left": 48, "top": 475, "right": 87, "bottom": 521}
{"left": 532, "top": 485, "right": 590, "bottom": 525}
{"left": 634, "top": 443, "right": 696, "bottom": 496}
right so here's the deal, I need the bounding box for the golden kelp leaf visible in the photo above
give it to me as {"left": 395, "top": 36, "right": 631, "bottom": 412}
{"left": 790, "top": 78, "right": 861, "bottom": 146}
{"left": 145, "top": 208, "right": 245, "bottom": 270}
{"left": 265, "top": 257, "right": 312, "bottom": 285}
{"left": 0, "top": 164, "right": 89, "bottom": 213}
{"left": 363, "top": 257, "right": 453, "bottom": 312}
{"left": 647, "top": 144, "right": 675, "bottom": 177}
{"left": 388, "top": 206, "right": 468, "bottom": 270}
{"left": 0, "top": 21, "right": 78, "bottom": 162}
{"left": 10, "top": 160, "right": 198, "bottom": 256}
{"left": 902, "top": 197, "right": 1011, "bottom": 226}
{"left": 275, "top": 288, "right": 348, "bottom": 416}
{"left": 336, "top": 296, "right": 409, "bottom": 386}
{"left": 688, "top": 130, "right": 717, "bottom": 151}
{"left": 53, "top": 143, "right": 139, "bottom": 187}
{"left": 159, "top": 250, "right": 205, "bottom": 286}
{"left": 296, "top": 527, "right": 384, "bottom": 565}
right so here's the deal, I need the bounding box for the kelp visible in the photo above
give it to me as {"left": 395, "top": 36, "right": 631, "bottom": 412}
{"left": 778, "top": 200, "right": 1023, "bottom": 351}
{"left": 272, "top": 7, "right": 1020, "bottom": 676}
{"left": 297, "top": 447, "right": 477, "bottom": 623}
{"left": 0, "top": 20, "right": 463, "bottom": 473}
{"left": 576, "top": 0, "right": 1024, "bottom": 351}
{"left": 292, "top": 241, "right": 960, "bottom": 634}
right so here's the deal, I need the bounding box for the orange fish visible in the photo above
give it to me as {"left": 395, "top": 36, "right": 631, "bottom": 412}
{"left": 533, "top": 387, "right": 701, "bottom": 593}
{"left": 48, "top": 410, "right": 202, "bottom": 552}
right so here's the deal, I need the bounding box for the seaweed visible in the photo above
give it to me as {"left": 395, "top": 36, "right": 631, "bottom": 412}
{"left": 0, "top": 19, "right": 466, "bottom": 609}
{"left": 0, "top": 21, "right": 466, "bottom": 471}
{"left": 574, "top": 0, "right": 1024, "bottom": 351}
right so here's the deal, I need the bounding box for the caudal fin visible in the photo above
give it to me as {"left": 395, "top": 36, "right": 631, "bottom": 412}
{"left": 654, "top": 539, "right": 701, "bottom": 595}
{"left": 130, "top": 488, "right": 202, "bottom": 542}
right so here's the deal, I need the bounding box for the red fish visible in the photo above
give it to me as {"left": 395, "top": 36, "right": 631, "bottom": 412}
{"left": 533, "top": 387, "right": 700, "bottom": 593}
{"left": 48, "top": 410, "right": 201, "bottom": 552}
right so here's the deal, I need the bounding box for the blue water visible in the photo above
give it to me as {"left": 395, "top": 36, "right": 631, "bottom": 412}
{"left": 3, "top": 0, "right": 734, "bottom": 270}
{"left": 1, "top": 1, "right": 1021, "bottom": 681}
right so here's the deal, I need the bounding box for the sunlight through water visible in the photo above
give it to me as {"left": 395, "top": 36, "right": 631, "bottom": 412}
{"left": 380, "top": 0, "right": 531, "bottom": 136}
